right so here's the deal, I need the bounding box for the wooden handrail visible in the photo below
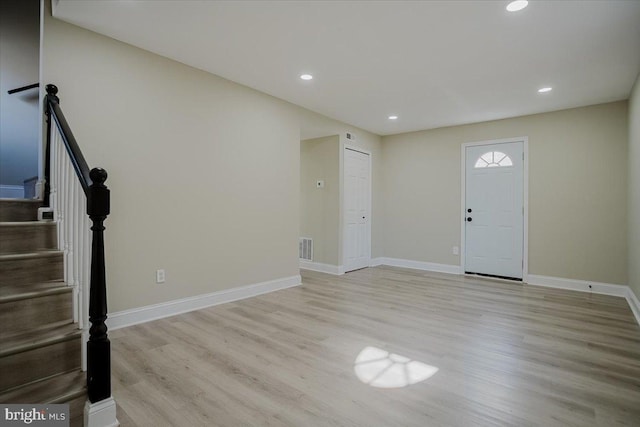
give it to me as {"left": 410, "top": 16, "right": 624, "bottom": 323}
{"left": 8, "top": 83, "right": 39, "bottom": 94}
{"left": 44, "top": 83, "right": 112, "bottom": 404}
{"left": 45, "top": 85, "right": 92, "bottom": 195}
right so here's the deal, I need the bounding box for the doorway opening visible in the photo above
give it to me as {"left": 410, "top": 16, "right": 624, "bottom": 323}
{"left": 0, "top": 0, "right": 42, "bottom": 198}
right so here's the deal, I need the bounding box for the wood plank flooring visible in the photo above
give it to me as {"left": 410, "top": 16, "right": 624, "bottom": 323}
{"left": 110, "top": 267, "right": 640, "bottom": 426}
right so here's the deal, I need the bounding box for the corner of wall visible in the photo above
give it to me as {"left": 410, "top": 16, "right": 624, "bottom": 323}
{"left": 628, "top": 72, "right": 640, "bottom": 302}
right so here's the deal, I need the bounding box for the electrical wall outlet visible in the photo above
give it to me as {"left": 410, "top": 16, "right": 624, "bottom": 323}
{"left": 452, "top": 246, "right": 459, "bottom": 255}
{"left": 156, "top": 269, "right": 165, "bottom": 284}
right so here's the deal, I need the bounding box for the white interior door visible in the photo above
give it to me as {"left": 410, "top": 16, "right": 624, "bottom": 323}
{"left": 343, "top": 147, "right": 370, "bottom": 272}
{"left": 465, "top": 141, "right": 524, "bottom": 279}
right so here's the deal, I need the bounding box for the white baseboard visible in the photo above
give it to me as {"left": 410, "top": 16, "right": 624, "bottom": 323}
{"left": 85, "top": 396, "right": 119, "bottom": 427}
{"left": 526, "top": 274, "right": 628, "bottom": 297}
{"left": 308, "top": 257, "right": 459, "bottom": 275}
{"left": 107, "top": 275, "right": 301, "bottom": 330}
{"left": 369, "top": 257, "right": 384, "bottom": 267}
{"left": 300, "top": 260, "right": 344, "bottom": 275}
{"left": 310, "top": 255, "right": 640, "bottom": 327}
{"left": 0, "top": 184, "right": 24, "bottom": 198}
{"left": 627, "top": 287, "right": 640, "bottom": 326}
{"left": 376, "top": 257, "right": 461, "bottom": 275}
{"left": 527, "top": 274, "right": 640, "bottom": 326}
{"left": 370, "top": 259, "right": 639, "bottom": 326}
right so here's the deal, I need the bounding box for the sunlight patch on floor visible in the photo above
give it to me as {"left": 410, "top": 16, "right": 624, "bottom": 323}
{"left": 354, "top": 346, "right": 438, "bottom": 388}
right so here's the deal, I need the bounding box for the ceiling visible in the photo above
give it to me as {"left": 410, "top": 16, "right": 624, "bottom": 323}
{"left": 53, "top": 0, "right": 640, "bottom": 136}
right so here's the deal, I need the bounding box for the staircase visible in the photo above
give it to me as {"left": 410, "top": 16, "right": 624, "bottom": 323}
{"left": 0, "top": 198, "right": 85, "bottom": 426}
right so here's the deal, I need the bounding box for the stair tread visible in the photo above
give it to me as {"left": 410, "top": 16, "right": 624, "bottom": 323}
{"left": 0, "top": 200, "right": 85, "bottom": 409}
{"left": 0, "top": 323, "right": 81, "bottom": 357}
{"left": 0, "top": 250, "right": 63, "bottom": 261}
{"left": 0, "top": 221, "right": 55, "bottom": 226}
{"left": 0, "top": 370, "right": 85, "bottom": 404}
{"left": 0, "top": 280, "right": 70, "bottom": 303}
{"left": 0, "top": 200, "right": 43, "bottom": 222}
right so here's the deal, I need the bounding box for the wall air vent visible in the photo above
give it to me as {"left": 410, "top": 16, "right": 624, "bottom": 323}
{"left": 299, "top": 237, "right": 313, "bottom": 261}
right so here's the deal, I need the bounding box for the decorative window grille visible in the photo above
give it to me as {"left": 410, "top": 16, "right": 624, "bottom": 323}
{"left": 474, "top": 151, "right": 513, "bottom": 168}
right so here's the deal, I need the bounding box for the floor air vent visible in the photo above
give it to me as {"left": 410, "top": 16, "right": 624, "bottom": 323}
{"left": 299, "top": 237, "right": 313, "bottom": 261}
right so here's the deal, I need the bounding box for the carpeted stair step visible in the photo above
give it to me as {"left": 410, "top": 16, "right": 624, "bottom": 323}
{"left": 0, "top": 198, "right": 86, "bottom": 424}
{"left": 0, "top": 199, "right": 41, "bottom": 222}
{"left": 0, "top": 281, "right": 73, "bottom": 340}
{"left": 0, "top": 370, "right": 86, "bottom": 427}
{"left": 0, "top": 222, "right": 57, "bottom": 254}
{"left": 0, "top": 251, "right": 63, "bottom": 286}
{"left": 0, "top": 323, "right": 82, "bottom": 393}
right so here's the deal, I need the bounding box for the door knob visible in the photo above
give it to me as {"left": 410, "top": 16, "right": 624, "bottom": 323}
{"left": 467, "top": 217, "right": 472, "bottom": 222}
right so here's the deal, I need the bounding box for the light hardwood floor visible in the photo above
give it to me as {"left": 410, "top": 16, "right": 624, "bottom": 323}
{"left": 111, "top": 267, "right": 640, "bottom": 426}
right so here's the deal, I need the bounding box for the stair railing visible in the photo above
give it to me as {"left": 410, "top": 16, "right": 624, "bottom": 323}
{"left": 44, "top": 84, "right": 112, "bottom": 404}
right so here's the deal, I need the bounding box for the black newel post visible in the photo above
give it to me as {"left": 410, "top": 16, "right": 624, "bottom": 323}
{"left": 43, "top": 84, "right": 59, "bottom": 206}
{"left": 87, "top": 167, "right": 111, "bottom": 403}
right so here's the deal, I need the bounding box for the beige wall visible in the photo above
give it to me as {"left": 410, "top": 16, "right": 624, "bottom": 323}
{"left": 629, "top": 74, "right": 640, "bottom": 297}
{"left": 42, "top": 5, "right": 385, "bottom": 312}
{"left": 382, "top": 102, "right": 628, "bottom": 285}
{"left": 298, "top": 110, "right": 384, "bottom": 259}
{"left": 42, "top": 3, "right": 629, "bottom": 309}
{"left": 39, "top": 9, "right": 305, "bottom": 311}
{"left": 300, "top": 136, "right": 340, "bottom": 265}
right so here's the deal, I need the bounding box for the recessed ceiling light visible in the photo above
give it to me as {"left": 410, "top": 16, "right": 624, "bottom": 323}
{"left": 506, "top": 0, "right": 528, "bottom": 12}
{"left": 388, "top": 115, "right": 398, "bottom": 120}
{"left": 538, "top": 87, "right": 552, "bottom": 93}
{"left": 300, "top": 74, "right": 313, "bottom": 80}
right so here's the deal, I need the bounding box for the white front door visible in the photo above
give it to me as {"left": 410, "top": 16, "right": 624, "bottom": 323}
{"left": 343, "top": 147, "right": 371, "bottom": 272}
{"left": 465, "top": 141, "right": 524, "bottom": 279}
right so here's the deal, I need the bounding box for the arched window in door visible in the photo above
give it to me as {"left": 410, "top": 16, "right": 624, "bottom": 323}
{"left": 474, "top": 151, "right": 513, "bottom": 168}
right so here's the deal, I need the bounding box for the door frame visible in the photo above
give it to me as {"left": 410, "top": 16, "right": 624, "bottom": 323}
{"left": 460, "top": 137, "right": 529, "bottom": 282}
{"left": 340, "top": 142, "right": 372, "bottom": 273}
